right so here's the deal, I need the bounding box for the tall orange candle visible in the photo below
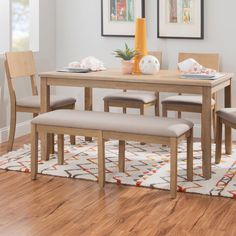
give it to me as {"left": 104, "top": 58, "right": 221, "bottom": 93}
{"left": 133, "top": 18, "right": 148, "bottom": 74}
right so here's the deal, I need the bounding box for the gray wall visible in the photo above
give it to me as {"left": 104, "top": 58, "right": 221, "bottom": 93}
{"left": 55, "top": 0, "right": 236, "bottom": 137}
{"left": 0, "top": 0, "right": 56, "bottom": 141}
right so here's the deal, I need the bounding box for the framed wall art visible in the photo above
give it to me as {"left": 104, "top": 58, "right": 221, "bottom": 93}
{"left": 101, "top": 0, "right": 145, "bottom": 37}
{"left": 157, "top": 0, "right": 204, "bottom": 39}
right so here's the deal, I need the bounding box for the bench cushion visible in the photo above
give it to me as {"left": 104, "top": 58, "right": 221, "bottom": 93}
{"left": 32, "top": 110, "right": 193, "bottom": 138}
{"left": 103, "top": 92, "right": 157, "bottom": 104}
{"left": 162, "top": 95, "right": 215, "bottom": 106}
{"left": 17, "top": 95, "right": 76, "bottom": 109}
{"left": 217, "top": 108, "right": 236, "bottom": 124}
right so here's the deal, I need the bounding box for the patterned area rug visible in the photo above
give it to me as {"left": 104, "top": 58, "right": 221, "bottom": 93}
{"left": 0, "top": 137, "right": 236, "bottom": 199}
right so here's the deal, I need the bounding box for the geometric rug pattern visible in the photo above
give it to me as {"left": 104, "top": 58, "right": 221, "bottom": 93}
{"left": 0, "top": 136, "right": 236, "bottom": 199}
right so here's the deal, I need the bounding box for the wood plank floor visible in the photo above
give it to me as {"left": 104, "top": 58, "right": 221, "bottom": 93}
{"left": 0, "top": 136, "right": 236, "bottom": 236}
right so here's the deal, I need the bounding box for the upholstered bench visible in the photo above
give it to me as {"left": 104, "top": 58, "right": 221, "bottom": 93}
{"left": 31, "top": 110, "right": 194, "bottom": 198}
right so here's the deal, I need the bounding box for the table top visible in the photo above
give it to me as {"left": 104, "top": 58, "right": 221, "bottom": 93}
{"left": 39, "top": 69, "right": 234, "bottom": 87}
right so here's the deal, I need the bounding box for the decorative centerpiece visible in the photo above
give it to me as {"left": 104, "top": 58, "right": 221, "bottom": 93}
{"left": 113, "top": 43, "right": 139, "bottom": 74}
{"left": 133, "top": 18, "right": 148, "bottom": 74}
{"left": 139, "top": 55, "right": 160, "bottom": 75}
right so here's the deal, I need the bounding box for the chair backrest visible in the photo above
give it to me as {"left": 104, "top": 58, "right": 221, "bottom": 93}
{"left": 149, "top": 51, "right": 162, "bottom": 68}
{"left": 178, "top": 52, "right": 220, "bottom": 71}
{"left": 5, "top": 51, "right": 38, "bottom": 103}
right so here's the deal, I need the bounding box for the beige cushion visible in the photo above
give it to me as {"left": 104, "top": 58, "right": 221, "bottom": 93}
{"left": 162, "top": 95, "right": 215, "bottom": 106}
{"left": 32, "top": 110, "right": 193, "bottom": 138}
{"left": 217, "top": 108, "right": 236, "bottom": 124}
{"left": 103, "top": 92, "right": 157, "bottom": 104}
{"left": 17, "top": 95, "right": 76, "bottom": 109}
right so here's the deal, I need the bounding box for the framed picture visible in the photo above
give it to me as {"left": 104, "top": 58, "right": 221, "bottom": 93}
{"left": 157, "top": 0, "right": 204, "bottom": 39}
{"left": 101, "top": 0, "right": 145, "bottom": 37}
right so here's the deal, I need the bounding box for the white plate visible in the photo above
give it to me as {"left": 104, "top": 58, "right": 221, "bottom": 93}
{"left": 58, "top": 68, "right": 91, "bottom": 73}
{"left": 180, "top": 73, "right": 226, "bottom": 80}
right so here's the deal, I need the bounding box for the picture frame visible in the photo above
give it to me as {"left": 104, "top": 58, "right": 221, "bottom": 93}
{"left": 101, "top": 0, "right": 145, "bottom": 37}
{"left": 157, "top": 0, "right": 204, "bottom": 39}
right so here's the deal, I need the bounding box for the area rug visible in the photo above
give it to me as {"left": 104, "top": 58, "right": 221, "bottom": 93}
{"left": 0, "top": 137, "right": 236, "bottom": 199}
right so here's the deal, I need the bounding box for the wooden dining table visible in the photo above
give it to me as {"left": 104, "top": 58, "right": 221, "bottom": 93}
{"left": 39, "top": 69, "right": 234, "bottom": 179}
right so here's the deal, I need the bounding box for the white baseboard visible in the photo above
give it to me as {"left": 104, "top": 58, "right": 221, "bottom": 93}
{"left": 0, "top": 120, "right": 30, "bottom": 144}
{"left": 0, "top": 119, "right": 235, "bottom": 144}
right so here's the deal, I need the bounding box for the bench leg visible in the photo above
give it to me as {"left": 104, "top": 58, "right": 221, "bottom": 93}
{"left": 170, "top": 138, "right": 178, "bottom": 199}
{"left": 31, "top": 124, "right": 38, "bottom": 180}
{"left": 119, "top": 140, "right": 125, "bottom": 172}
{"left": 215, "top": 115, "right": 223, "bottom": 164}
{"left": 98, "top": 134, "right": 105, "bottom": 188}
{"left": 58, "top": 134, "right": 64, "bottom": 165}
{"left": 187, "top": 129, "right": 193, "bottom": 181}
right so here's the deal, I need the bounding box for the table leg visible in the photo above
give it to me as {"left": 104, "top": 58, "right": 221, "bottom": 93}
{"left": 225, "top": 81, "right": 232, "bottom": 154}
{"left": 202, "top": 87, "right": 212, "bottom": 179}
{"left": 84, "top": 87, "right": 93, "bottom": 142}
{"left": 41, "top": 77, "right": 50, "bottom": 161}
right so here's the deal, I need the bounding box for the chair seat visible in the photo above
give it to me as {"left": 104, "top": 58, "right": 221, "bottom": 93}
{"left": 217, "top": 108, "right": 236, "bottom": 124}
{"left": 17, "top": 95, "right": 76, "bottom": 109}
{"left": 162, "top": 95, "right": 215, "bottom": 106}
{"left": 103, "top": 92, "right": 158, "bottom": 104}
{"left": 32, "top": 110, "right": 193, "bottom": 138}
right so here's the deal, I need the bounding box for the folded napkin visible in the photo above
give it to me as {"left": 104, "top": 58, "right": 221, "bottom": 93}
{"left": 178, "top": 58, "right": 216, "bottom": 75}
{"left": 68, "top": 56, "right": 106, "bottom": 71}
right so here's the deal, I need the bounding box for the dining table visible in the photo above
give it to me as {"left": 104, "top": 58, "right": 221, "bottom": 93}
{"left": 39, "top": 69, "right": 234, "bottom": 180}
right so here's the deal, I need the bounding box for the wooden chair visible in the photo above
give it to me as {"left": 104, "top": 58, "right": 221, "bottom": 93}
{"left": 162, "top": 53, "right": 220, "bottom": 145}
{"left": 103, "top": 51, "right": 162, "bottom": 117}
{"left": 215, "top": 108, "right": 236, "bottom": 164}
{"left": 5, "top": 51, "right": 76, "bottom": 152}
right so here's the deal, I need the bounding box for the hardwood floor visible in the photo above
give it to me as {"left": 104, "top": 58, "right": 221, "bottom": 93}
{"left": 0, "top": 136, "right": 236, "bottom": 236}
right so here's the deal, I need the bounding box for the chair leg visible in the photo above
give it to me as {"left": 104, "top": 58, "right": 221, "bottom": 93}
{"left": 70, "top": 135, "right": 76, "bottom": 145}
{"left": 201, "top": 114, "right": 204, "bottom": 151}
{"left": 69, "top": 104, "right": 76, "bottom": 145}
{"left": 155, "top": 102, "right": 160, "bottom": 117}
{"left": 123, "top": 107, "right": 127, "bottom": 114}
{"left": 58, "top": 134, "right": 64, "bottom": 165}
{"left": 104, "top": 101, "right": 109, "bottom": 112}
{"left": 212, "top": 107, "right": 216, "bottom": 143}
{"left": 225, "top": 124, "right": 232, "bottom": 155}
{"left": 98, "top": 133, "right": 105, "bottom": 188}
{"left": 178, "top": 111, "right": 181, "bottom": 119}
{"left": 49, "top": 134, "right": 55, "bottom": 154}
{"left": 162, "top": 104, "right": 167, "bottom": 117}
{"left": 7, "top": 106, "right": 17, "bottom": 152}
{"left": 187, "top": 129, "right": 193, "bottom": 181}
{"left": 140, "top": 105, "right": 145, "bottom": 145}
{"left": 155, "top": 93, "right": 160, "bottom": 117}
{"left": 215, "top": 115, "right": 223, "bottom": 164}
{"left": 31, "top": 124, "right": 38, "bottom": 180}
{"left": 118, "top": 140, "right": 125, "bottom": 172}
{"left": 170, "top": 138, "right": 178, "bottom": 199}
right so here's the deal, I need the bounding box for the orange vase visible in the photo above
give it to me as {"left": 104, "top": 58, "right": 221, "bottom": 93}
{"left": 133, "top": 18, "right": 148, "bottom": 74}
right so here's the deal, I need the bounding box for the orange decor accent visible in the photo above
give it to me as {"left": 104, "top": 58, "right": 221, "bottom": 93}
{"left": 133, "top": 18, "right": 148, "bottom": 74}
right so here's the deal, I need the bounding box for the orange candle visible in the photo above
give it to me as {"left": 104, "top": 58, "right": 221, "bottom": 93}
{"left": 133, "top": 18, "right": 148, "bottom": 74}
